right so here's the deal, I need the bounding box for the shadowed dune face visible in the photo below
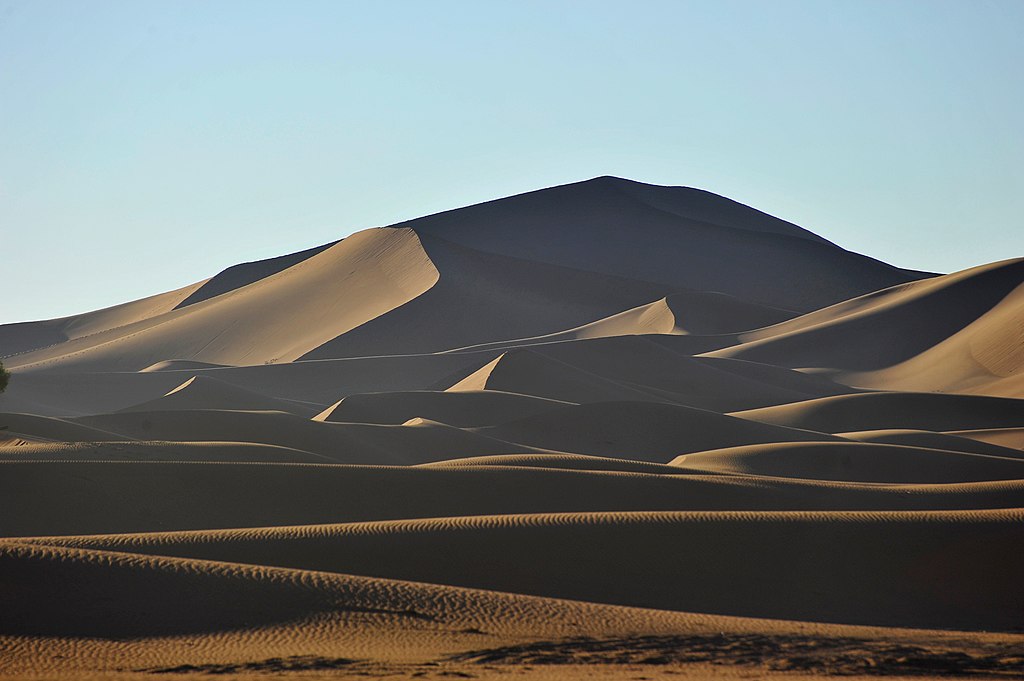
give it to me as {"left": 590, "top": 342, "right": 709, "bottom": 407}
{"left": 1, "top": 177, "right": 1022, "bottom": 678}
{"left": 389, "top": 177, "right": 928, "bottom": 312}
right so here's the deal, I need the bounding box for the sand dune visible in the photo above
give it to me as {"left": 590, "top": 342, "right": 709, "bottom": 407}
{"left": 674, "top": 441, "right": 1024, "bottom": 483}
{"left": 315, "top": 389, "right": 572, "bottom": 427}
{"left": 0, "top": 412, "right": 131, "bottom": 442}
{"left": 478, "top": 400, "right": 838, "bottom": 461}
{"left": 22, "top": 509, "right": 1024, "bottom": 630}
{"left": 0, "top": 440, "right": 335, "bottom": 464}
{"left": 4, "top": 408, "right": 537, "bottom": 464}
{"left": 4, "top": 228, "right": 441, "bottom": 372}
{"left": 0, "top": 350, "right": 490, "bottom": 416}
{"left": 8, "top": 456, "right": 1024, "bottom": 537}
{"left": 139, "top": 359, "right": 232, "bottom": 372}
{"left": 119, "top": 375, "right": 325, "bottom": 417}
{"left": 298, "top": 233, "right": 673, "bottom": 359}
{"left": 734, "top": 391, "right": 1024, "bottom": 433}
{"left": 711, "top": 258, "right": 1024, "bottom": 397}
{"left": 440, "top": 290, "right": 795, "bottom": 354}
{"left": 950, "top": 427, "right": 1024, "bottom": 451}
{"left": 418, "top": 452, "right": 686, "bottom": 475}
{"left": 557, "top": 290, "right": 798, "bottom": 336}
{"left": 11, "top": 540, "right": 1021, "bottom": 680}
{"left": 449, "top": 335, "right": 855, "bottom": 411}
{"left": 1, "top": 177, "right": 1021, "bottom": 678}
{"left": 839, "top": 428, "right": 1024, "bottom": 458}
{"left": 0, "top": 280, "right": 207, "bottom": 358}
{"left": 73, "top": 409, "right": 533, "bottom": 463}
{"left": 396, "top": 176, "right": 927, "bottom": 312}
{"left": 174, "top": 241, "right": 337, "bottom": 309}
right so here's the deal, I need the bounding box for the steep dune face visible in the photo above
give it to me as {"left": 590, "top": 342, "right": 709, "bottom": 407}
{"left": 2, "top": 177, "right": 1023, "bottom": 677}
{"left": 4, "top": 228, "right": 439, "bottom": 373}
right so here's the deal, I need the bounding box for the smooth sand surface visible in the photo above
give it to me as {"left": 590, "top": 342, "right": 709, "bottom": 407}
{"left": 1, "top": 177, "right": 1021, "bottom": 679}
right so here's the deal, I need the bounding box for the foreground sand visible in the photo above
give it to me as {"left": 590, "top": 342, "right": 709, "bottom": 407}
{"left": 3, "top": 540, "right": 1024, "bottom": 680}
{"left": 2, "top": 178, "right": 1022, "bottom": 678}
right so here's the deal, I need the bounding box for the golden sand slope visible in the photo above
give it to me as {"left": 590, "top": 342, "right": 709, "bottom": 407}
{"left": 711, "top": 258, "right": 1024, "bottom": 397}
{"left": 5, "top": 228, "right": 440, "bottom": 372}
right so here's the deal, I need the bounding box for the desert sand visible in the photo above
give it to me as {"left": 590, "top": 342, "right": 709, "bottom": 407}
{"left": 2, "top": 177, "right": 1023, "bottom": 680}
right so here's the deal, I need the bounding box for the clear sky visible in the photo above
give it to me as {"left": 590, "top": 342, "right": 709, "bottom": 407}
{"left": 2, "top": 0, "right": 1022, "bottom": 324}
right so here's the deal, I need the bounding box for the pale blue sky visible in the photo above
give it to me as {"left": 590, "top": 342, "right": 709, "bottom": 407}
{"left": 2, "top": 0, "right": 1022, "bottom": 324}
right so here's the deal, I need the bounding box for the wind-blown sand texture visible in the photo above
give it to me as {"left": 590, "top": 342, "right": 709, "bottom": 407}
{"left": 2, "top": 177, "right": 1022, "bottom": 680}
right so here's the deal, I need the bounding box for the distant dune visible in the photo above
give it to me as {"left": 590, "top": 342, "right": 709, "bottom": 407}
{"left": 2, "top": 177, "right": 1021, "bottom": 680}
